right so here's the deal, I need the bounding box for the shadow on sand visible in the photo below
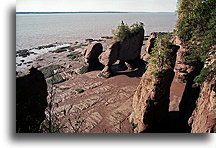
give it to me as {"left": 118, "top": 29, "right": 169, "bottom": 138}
{"left": 112, "top": 59, "right": 147, "bottom": 78}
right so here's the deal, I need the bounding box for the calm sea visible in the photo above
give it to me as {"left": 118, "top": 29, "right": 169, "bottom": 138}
{"left": 16, "top": 13, "right": 177, "bottom": 51}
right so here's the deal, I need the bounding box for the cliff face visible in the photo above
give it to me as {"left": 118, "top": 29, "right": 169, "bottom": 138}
{"left": 188, "top": 77, "right": 215, "bottom": 133}
{"left": 130, "top": 44, "right": 178, "bottom": 133}
{"left": 187, "top": 53, "right": 215, "bottom": 133}
{"left": 172, "top": 37, "right": 194, "bottom": 82}
{"left": 16, "top": 67, "right": 48, "bottom": 133}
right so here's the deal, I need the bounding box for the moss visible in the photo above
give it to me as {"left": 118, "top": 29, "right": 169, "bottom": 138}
{"left": 36, "top": 44, "right": 56, "bottom": 50}
{"left": 47, "top": 74, "right": 65, "bottom": 85}
{"left": 52, "top": 47, "right": 68, "bottom": 53}
{"left": 59, "top": 87, "right": 70, "bottom": 91}
{"left": 77, "top": 65, "right": 89, "bottom": 74}
{"left": 66, "top": 71, "right": 74, "bottom": 75}
{"left": 66, "top": 52, "right": 81, "bottom": 61}
{"left": 97, "top": 71, "right": 110, "bottom": 79}
{"left": 16, "top": 49, "right": 30, "bottom": 57}
{"left": 101, "top": 36, "right": 113, "bottom": 39}
{"left": 40, "top": 65, "right": 62, "bottom": 78}
{"left": 75, "top": 89, "right": 84, "bottom": 93}
{"left": 68, "top": 45, "right": 82, "bottom": 51}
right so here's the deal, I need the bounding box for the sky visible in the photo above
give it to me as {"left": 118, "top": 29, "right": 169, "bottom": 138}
{"left": 16, "top": 0, "right": 178, "bottom": 12}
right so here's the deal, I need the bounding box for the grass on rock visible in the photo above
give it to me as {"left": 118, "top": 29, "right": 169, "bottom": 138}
{"left": 40, "top": 65, "right": 62, "bottom": 78}
{"left": 47, "top": 74, "right": 65, "bottom": 85}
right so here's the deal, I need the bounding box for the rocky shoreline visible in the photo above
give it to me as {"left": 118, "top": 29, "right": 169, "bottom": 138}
{"left": 16, "top": 29, "right": 215, "bottom": 133}
{"left": 16, "top": 38, "right": 109, "bottom": 74}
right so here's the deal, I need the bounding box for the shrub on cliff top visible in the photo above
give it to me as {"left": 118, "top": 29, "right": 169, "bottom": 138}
{"left": 148, "top": 33, "right": 174, "bottom": 76}
{"left": 112, "top": 21, "right": 144, "bottom": 41}
{"left": 176, "top": 0, "right": 216, "bottom": 85}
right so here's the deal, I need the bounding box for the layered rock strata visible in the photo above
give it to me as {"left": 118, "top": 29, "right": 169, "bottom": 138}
{"left": 172, "top": 37, "right": 194, "bottom": 82}
{"left": 188, "top": 52, "right": 215, "bottom": 133}
{"left": 130, "top": 45, "right": 178, "bottom": 133}
{"left": 98, "top": 28, "right": 144, "bottom": 78}
{"left": 189, "top": 76, "right": 215, "bottom": 133}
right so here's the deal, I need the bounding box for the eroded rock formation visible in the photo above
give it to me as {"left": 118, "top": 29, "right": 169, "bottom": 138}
{"left": 83, "top": 43, "right": 103, "bottom": 70}
{"left": 99, "top": 42, "right": 120, "bottom": 78}
{"left": 188, "top": 76, "right": 215, "bottom": 133}
{"left": 172, "top": 36, "right": 194, "bottom": 82}
{"left": 130, "top": 45, "right": 178, "bottom": 133}
{"left": 186, "top": 52, "right": 215, "bottom": 133}
{"left": 16, "top": 67, "right": 48, "bottom": 132}
{"left": 98, "top": 28, "right": 144, "bottom": 78}
{"left": 145, "top": 32, "right": 157, "bottom": 54}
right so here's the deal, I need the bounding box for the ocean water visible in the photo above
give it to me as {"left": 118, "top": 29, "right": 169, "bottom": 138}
{"left": 16, "top": 13, "right": 177, "bottom": 51}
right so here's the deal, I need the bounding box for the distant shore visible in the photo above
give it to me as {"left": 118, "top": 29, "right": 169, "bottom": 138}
{"left": 16, "top": 12, "right": 177, "bottom": 14}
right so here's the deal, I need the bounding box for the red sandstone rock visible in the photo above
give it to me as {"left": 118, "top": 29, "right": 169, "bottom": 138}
{"left": 99, "top": 42, "right": 120, "bottom": 66}
{"left": 84, "top": 43, "right": 103, "bottom": 68}
{"left": 130, "top": 45, "right": 178, "bottom": 133}
{"left": 173, "top": 37, "right": 194, "bottom": 82}
{"left": 118, "top": 28, "right": 144, "bottom": 60}
{"left": 145, "top": 32, "right": 157, "bottom": 54}
{"left": 188, "top": 57, "right": 215, "bottom": 133}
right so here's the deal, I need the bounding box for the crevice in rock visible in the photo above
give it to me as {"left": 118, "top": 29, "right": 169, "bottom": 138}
{"left": 148, "top": 63, "right": 203, "bottom": 133}
{"left": 179, "top": 63, "right": 203, "bottom": 131}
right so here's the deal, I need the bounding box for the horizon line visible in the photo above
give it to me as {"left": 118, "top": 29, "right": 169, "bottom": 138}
{"left": 16, "top": 11, "right": 176, "bottom": 14}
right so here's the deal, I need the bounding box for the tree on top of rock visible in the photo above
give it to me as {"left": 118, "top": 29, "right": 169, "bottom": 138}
{"left": 112, "top": 21, "right": 144, "bottom": 41}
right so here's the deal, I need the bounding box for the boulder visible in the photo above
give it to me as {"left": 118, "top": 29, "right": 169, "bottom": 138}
{"left": 99, "top": 42, "right": 120, "bottom": 66}
{"left": 84, "top": 43, "right": 103, "bottom": 70}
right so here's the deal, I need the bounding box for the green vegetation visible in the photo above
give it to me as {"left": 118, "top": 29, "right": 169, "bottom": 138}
{"left": 176, "top": 0, "right": 216, "bottom": 85}
{"left": 47, "top": 74, "right": 65, "bottom": 85}
{"left": 66, "top": 51, "right": 81, "bottom": 61}
{"left": 75, "top": 89, "right": 85, "bottom": 93}
{"left": 101, "top": 36, "right": 113, "bottom": 39}
{"left": 192, "top": 66, "right": 210, "bottom": 87}
{"left": 59, "top": 87, "right": 70, "bottom": 91}
{"left": 40, "top": 65, "right": 62, "bottom": 78}
{"left": 16, "top": 49, "right": 30, "bottom": 57}
{"left": 68, "top": 45, "right": 82, "bottom": 51}
{"left": 148, "top": 33, "right": 175, "bottom": 76}
{"left": 52, "top": 46, "right": 68, "bottom": 53}
{"left": 77, "top": 64, "right": 89, "bottom": 74}
{"left": 97, "top": 71, "right": 110, "bottom": 79}
{"left": 112, "top": 21, "right": 144, "bottom": 41}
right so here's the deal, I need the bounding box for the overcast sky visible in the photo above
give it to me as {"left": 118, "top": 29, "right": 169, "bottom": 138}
{"left": 16, "top": 0, "right": 178, "bottom": 12}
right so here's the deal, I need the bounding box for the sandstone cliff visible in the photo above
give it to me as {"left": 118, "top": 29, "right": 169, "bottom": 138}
{"left": 130, "top": 37, "right": 179, "bottom": 133}
{"left": 172, "top": 36, "right": 194, "bottom": 82}
{"left": 188, "top": 76, "right": 215, "bottom": 133}
{"left": 188, "top": 53, "right": 215, "bottom": 133}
